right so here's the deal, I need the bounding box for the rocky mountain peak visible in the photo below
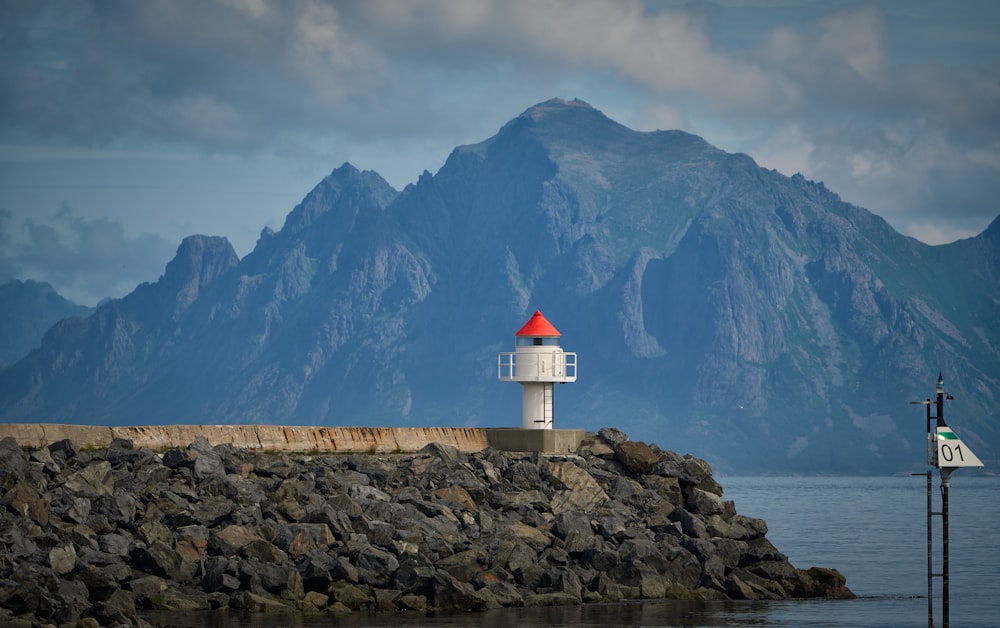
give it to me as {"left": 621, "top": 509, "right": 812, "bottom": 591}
{"left": 153, "top": 235, "right": 239, "bottom": 318}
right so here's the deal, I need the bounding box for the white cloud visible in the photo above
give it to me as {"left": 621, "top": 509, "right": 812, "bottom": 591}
{"left": 904, "top": 222, "right": 979, "bottom": 246}
{"left": 849, "top": 151, "right": 895, "bottom": 178}
{"left": 634, "top": 102, "right": 689, "bottom": 132}
{"left": 816, "top": 6, "right": 886, "bottom": 83}
{"left": 743, "top": 123, "right": 816, "bottom": 178}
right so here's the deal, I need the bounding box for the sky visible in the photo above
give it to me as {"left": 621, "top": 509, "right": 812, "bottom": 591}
{"left": 1, "top": 0, "right": 998, "bottom": 306}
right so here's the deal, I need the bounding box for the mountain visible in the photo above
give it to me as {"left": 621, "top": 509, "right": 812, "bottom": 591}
{"left": 0, "top": 280, "right": 93, "bottom": 368}
{"left": 0, "top": 98, "right": 997, "bottom": 474}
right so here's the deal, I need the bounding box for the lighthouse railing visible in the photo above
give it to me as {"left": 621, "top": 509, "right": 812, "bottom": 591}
{"left": 498, "top": 352, "right": 577, "bottom": 382}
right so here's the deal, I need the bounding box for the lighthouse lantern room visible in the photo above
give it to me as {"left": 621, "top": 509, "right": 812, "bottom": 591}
{"left": 498, "top": 310, "right": 577, "bottom": 429}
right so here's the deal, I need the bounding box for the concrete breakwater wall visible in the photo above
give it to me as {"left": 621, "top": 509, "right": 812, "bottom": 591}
{"left": 0, "top": 424, "right": 590, "bottom": 455}
{"left": 0, "top": 424, "right": 496, "bottom": 453}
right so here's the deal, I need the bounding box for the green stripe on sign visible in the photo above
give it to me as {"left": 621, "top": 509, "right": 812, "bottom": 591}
{"left": 937, "top": 431, "right": 958, "bottom": 440}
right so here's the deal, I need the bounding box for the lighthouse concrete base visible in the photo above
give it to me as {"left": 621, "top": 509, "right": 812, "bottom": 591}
{"left": 485, "top": 428, "right": 587, "bottom": 454}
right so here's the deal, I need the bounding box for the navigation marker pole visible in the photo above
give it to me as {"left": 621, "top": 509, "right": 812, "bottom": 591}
{"left": 912, "top": 374, "right": 984, "bottom": 628}
{"left": 909, "top": 397, "right": 933, "bottom": 628}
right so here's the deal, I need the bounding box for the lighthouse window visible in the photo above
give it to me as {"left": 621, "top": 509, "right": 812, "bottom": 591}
{"left": 516, "top": 337, "right": 561, "bottom": 346}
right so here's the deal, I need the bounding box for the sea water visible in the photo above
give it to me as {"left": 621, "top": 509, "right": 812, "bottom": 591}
{"left": 142, "top": 475, "right": 1000, "bottom": 627}
{"left": 717, "top": 475, "right": 999, "bottom": 627}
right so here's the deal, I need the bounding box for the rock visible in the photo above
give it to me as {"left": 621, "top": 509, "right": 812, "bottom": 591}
{"left": 595, "top": 512, "right": 630, "bottom": 542}
{"left": 93, "top": 491, "right": 137, "bottom": 525}
{"left": 162, "top": 447, "right": 194, "bottom": 469}
{"left": 577, "top": 437, "right": 614, "bottom": 459}
{"left": 275, "top": 523, "right": 334, "bottom": 555}
{"left": 242, "top": 559, "right": 292, "bottom": 595}
{"left": 2, "top": 519, "right": 39, "bottom": 560}
{"left": 686, "top": 486, "right": 725, "bottom": 516}
{"left": 2, "top": 482, "right": 48, "bottom": 523}
{"left": 53, "top": 578, "right": 89, "bottom": 624}
{"left": 660, "top": 544, "right": 703, "bottom": 589}
{"left": 614, "top": 440, "right": 660, "bottom": 475}
{"left": 329, "top": 582, "right": 372, "bottom": 610}
{"left": 725, "top": 568, "right": 786, "bottom": 600}
{"left": 523, "top": 591, "right": 581, "bottom": 606}
{"left": 436, "top": 547, "right": 488, "bottom": 582}
{"left": 28, "top": 447, "right": 60, "bottom": 474}
{"left": 130, "top": 574, "right": 168, "bottom": 603}
{"left": 501, "top": 520, "right": 551, "bottom": 552}
{"left": 393, "top": 556, "right": 436, "bottom": 596}
{"left": 230, "top": 590, "right": 293, "bottom": 612}
{"left": 597, "top": 427, "right": 628, "bottom": 446}
{"left": 552, "top": 510, "right": 594, "bottom": 540}
{"left": 46, "top": 438, "right": 78, "bottom": 467}
{"left": 74, "top": 562, "right": 128, "bottom": 602}
{"left": 150, "top": 586, "right": 216, "bottom": 611}
{"left": 421, "top": 442, "right": 464, "bottom": 468}
{"left": 543, "top": 567, "right": 583, "bottom": 601}
{"left": 190, "top": 437, "right": 225, "bottom": 481}
{"left": 670, "top": 507, "right": 708, "bottom": 538}
{"left": 87, "top": 587, "right": 141, "bottom": 626}
{"left": 203, "top": 557, "right": 242, "bottom": 593}
{"left": 174, "top": 525, "right": 209, "bottom": 565}
{"left": 133, "top": 541, "right": 186, "bottom": 580}
{"left": 434, "top": 485, "right": 478, "bottom": 512}
{"left": 106, "top": 437, "right": 147, "bottom": 468}
{"left": 210, "top": 524, "right": 262, "bottom": 556}
{"left": 803, "top": 566, "right": 855, "bottom": 599}
{"left": 0, "top": 436, "right": 28, "bottom": 491}
{"left": 98, "top": 531, "right": 131, "bottom": 558}
{"left": 64, "top": 461, "right": 115, "bottom": 497}
{"left": 60, "top": 494, "right": 91, "bottom": 524}
{"left": 355, "top": 545, "right": 399, "bottom": 587}
{"left": 48, "top": 543, "right": 76, "bottom": 575}
{"left": 547, "top": 461, "right": 608, "bottom": 514}
{"left": 301, "top": 590, "right": 329, "bottom": 609}
{"left": 432, "top": 570, "right": 490, "bottom": 611}
{"left": 240, "top": 539, "right": 287, "bottom": 564}
{"left": 654, "top": 451, "right": 716, "bottom": 489}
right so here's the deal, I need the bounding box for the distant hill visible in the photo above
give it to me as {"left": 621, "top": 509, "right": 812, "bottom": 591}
{"left": 0, "top": 280, "right": 93, "bottom": 368}
{"left": 1, "top": 98, "right": 996, "bottom": 474}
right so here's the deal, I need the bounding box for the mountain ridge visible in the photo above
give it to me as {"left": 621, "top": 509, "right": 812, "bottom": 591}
{"left": 0, "top": 280, "right": 94, "bottom": 367}
{"left": 1, "top": 99, "right": 996, "bottom": 473}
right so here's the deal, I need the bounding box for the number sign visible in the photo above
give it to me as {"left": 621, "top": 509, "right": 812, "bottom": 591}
{"left": 935, "top": 427, "right": 984, "bottom": 469}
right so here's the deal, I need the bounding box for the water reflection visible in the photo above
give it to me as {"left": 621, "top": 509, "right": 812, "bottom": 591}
{"left": 142, "top": 599, "right": 821, "bottom": 628}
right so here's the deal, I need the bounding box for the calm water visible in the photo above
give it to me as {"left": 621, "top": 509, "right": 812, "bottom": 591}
{"left": 143, "top": 475, "right": 1000, "bottom": 627}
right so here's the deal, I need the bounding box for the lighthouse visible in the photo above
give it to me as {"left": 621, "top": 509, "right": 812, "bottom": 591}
{"left": 498, "top": 310, "right": 577, "bottom": 429}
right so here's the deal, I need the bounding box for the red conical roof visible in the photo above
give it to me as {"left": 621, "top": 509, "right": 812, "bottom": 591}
{"left": 515, "top": 310, "right": 561, "bottom": 337}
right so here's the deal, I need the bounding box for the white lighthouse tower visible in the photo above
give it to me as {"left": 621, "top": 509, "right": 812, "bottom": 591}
{"left": 498, "top": 310, "right": 577, "bottom": 429}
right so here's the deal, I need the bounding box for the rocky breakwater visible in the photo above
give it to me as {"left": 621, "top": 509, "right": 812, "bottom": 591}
{"left": 0, "top": 427, "right": 853, "bottom": 627}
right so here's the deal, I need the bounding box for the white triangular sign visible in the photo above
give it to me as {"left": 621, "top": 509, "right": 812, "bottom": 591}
{"left": 936, "top": 426, "right": 984, "bottom": 468}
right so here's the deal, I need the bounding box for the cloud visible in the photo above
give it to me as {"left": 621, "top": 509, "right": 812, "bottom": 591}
{"left": 0, "top": 1, "right": 792, "bottom": 147}
{"left": 0, "top": 205, "right": 176, "bottom": 306}
{"left": 1, "top": 0, "right": 997, "bottom": 244}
